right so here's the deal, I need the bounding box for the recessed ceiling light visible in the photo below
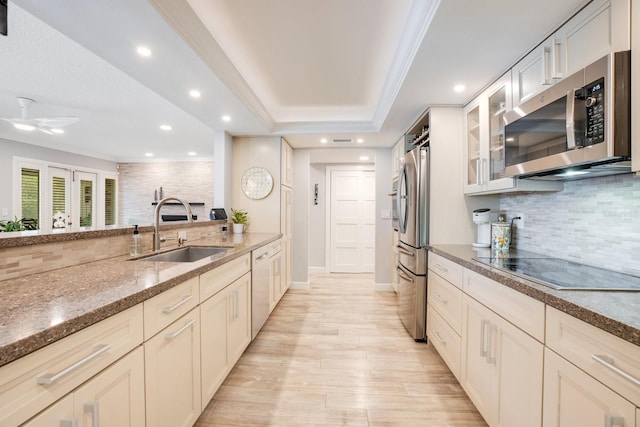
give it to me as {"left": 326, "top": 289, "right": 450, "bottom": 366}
{"left": 221, "top": 115, "right": 231, "bottom": 122}
{"left": 145, "top": 152, "right": 154, "bottom": 157}
{"left": 51, "top": 128, "right": 64, "bottom": 134}
{"left": 160, "top": 124, "right": 172, "bottom": 131}
{"left": 320, "top": 138, "right": 328, "bottom": 144}
{"left": 356, "top": 138, "right": 364, "bottom": 143}
{"left": 360, "top": 156, "right": 369, "bottom": 161}
{"left": 454, "top": 84, "right": 466, "bottom": 93}
{"left": 188, "top": 151, "right": 197, "bottom": 156}
{"left": 189, "top": 90, "right": 201, "bottom": 98}
{"left": 137, "top": 46, "right": 152, "bottom": 57}
{"left": 14, "top": 123, "right": 35, "bottom": 131}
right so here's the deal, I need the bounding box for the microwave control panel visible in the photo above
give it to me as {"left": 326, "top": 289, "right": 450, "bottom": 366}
{"left": 581, "top": 77, "right": 605, "bottom": 146}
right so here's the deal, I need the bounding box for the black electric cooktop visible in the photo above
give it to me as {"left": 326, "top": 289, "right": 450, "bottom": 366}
{"left": 473, "top": 256, "right": 640, "bottom": 291}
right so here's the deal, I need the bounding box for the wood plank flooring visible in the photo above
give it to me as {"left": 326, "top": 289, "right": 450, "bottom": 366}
{"left": 195, "top": 272, "right": 487, "bottom": 426}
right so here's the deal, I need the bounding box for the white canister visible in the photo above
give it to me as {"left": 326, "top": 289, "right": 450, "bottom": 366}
{"left": 491, "top": 222, "right": 511, "bottom": 252}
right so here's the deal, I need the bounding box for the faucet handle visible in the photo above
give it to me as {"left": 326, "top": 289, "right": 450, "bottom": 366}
{"left": 178, "top": 236, "right": 188, "bottom": 246}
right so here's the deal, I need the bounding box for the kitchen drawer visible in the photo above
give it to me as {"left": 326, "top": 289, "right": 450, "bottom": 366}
{"left": 429, "top": 252, "right": 463, "bottom": 289}
{"left": 463, "top": 269, "right": 544, "bottom": 342}
{"left": 200, "top": 254, "right": 250, "bottom": 302}
{"left": 427, "top": 270, "right": 462, "bottom": 334}
{"left": 427, "top": 304, "right": 461, "bottom": 380}
{"left": 269, "top": 239, "right": 283, "bottom": 256}
{"left": 144, "top": 276, "right": 200, "bottom": 339}
{"left": 0, "top": 304, "right": 143, "bottom": 427}
{"left": 546, "top": 306, "right": 640, "bottom": 406}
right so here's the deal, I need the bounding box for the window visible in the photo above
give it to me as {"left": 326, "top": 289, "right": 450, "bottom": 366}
{"left": 104, "top": 178, "right": 116, "bottom": 226}
{"left": 20, "top": 167, "right": 40, "bottom": 229}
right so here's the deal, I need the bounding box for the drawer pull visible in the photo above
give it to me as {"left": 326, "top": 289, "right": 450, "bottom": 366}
{"left": 434, "top": 264, "right": 448, "bottom": 273}
{"left": 37, "top": 344, "right": 111, "bottom": 385}
{"left": 605, "top": 414, "right": 625, "bottom": 427}
{"left": 397, "top": 246, "right": 416, "bottom": 257}
{"left": 84, "top": 402, "right": 99, "bottom": 427}
{"left": 162, "top": 295, "right": 193, "bottom": 314}
{"left": 434, "top": 331, "right": 447, "bottom": 345}
{"left": 165, "top": 319, "right": 196, "bottom": 340}
{"left": 434, "top": 293, "right": 448, "bottom": 305}
{"left": 396, "top": 267, "right": 415, "bottom": 284}
{"left": 592, "top": 354, "right": 640, "bottom": 387}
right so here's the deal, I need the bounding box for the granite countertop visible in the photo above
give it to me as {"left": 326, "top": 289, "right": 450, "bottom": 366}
{"left": 430, "top": 244, "right": 640, "bottom": 347}
{"left": 0, "top": 232, "right": 281, "bottom": 367}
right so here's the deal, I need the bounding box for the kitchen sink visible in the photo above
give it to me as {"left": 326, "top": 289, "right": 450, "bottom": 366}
{"left": 137, "top": 246, "right": 228, "bottom": 262}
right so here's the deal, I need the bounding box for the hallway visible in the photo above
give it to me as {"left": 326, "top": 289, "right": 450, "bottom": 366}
{"left": 195, "top": 273, "right": 486, "bottom": 426}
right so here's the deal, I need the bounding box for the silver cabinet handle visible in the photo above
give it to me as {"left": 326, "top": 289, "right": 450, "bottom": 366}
{"left": 60, "top": 419, "right": 78, "bottom": 427}
{"left": 84, "top": 402, "right": 99, "bottom": 427}
{"left": 434, "top": 293, "right": 448, "bottom": 305}
{"left": 605, "top": 414, "right": 625, "bottom": 427}
{"left": 566, "top": 89, "right": 577, "bottom": 149}
{"left": 387, "top": 191, "right": 397, "bottom": 196}
{"left": 592, "top": 354, "right": 640, "bottom": 387}
{"left": 256, "top": 253, "right": 269, "bottom": 261}
{"left": 487, "top": 324, "right": 496, "bottom": 364}
{"left": 434, "top": 331, "right": 447, "bottom": 345}
{"left": 480, "top": 319, "right": 489, "bottom": 358}
{"left": 434, "top": 264, "right": 448, "bottom": 273}
{"left": 37, "top": 344, "right": 110, "bottom": 385}
{"left": 165, "top": 319, "right": 195, "bottom": 340}
{"left": 162, "top": 295, "right": 193, "bottom": 314}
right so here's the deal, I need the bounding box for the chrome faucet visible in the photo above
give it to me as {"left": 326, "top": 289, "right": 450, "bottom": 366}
{"left": 153, "top": 197, "right": 193, "bottom": 251}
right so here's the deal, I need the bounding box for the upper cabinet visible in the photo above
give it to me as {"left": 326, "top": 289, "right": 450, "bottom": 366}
{"left": 463, "top": 73, "right": 562, "bottom": 195}
{"left": 513, "top": 0, "right": 630, "bottom": 106}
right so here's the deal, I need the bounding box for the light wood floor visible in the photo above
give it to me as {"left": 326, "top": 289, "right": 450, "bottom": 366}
{"left": 195, "top": 272, "right": 487, "bottom": 427}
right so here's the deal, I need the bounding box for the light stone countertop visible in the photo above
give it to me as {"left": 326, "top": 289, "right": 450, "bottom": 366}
{"left": 430, "top": 244, "right": 640, "bottom": 347}
{"left": 0, "top": 232, "right": 280, "bottom": 367}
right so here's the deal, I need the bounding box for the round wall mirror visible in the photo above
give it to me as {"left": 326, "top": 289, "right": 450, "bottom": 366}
{"left": 241, "top": 167, "right": 274, "bottom": 199}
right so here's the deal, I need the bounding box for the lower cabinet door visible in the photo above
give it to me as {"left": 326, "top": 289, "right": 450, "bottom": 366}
{"left": 494, "top": 314, "right": 543, "bottom": 427}
{"left": 227, "top": 272, "right": 252, "bottom": 366}
{"left": 145, "top": 308, "right": 201, "bottom": 427}
{"left": 460, "top": 296, "right": 496, "bottom": 425}
{"left": 24, "top": 347, "right": 145, "bottom": 427}
{"left": 543, "top": 348, "right": 636, "bottom": 427}
{"left": 200, "top": 290, "right": 229, "bottom": 406}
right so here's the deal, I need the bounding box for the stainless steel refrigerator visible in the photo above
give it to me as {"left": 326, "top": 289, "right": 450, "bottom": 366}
{"left": 396, "top": 144, "right": 429, "bottom": 341}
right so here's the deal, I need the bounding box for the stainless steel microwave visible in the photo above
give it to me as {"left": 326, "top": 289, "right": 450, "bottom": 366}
{"left": 503, "top": 51, "right": 631, "bottom": 180}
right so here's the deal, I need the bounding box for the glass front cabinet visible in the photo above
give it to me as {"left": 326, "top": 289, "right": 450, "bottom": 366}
{"left": 463, "top": 72, "right": 562, "bottom": 195}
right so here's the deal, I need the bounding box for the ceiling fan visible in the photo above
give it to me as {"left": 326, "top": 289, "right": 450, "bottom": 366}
{"left": 1, "top": 97, "right": 78, "bottom": 134}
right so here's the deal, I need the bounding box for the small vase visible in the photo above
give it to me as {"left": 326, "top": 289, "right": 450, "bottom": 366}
{"left": 232, "top": 223, "right": 244, "bottom": 234}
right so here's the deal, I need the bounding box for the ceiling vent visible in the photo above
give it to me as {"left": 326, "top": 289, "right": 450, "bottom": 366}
{"left": 332, "top": 138, "right": 353, "bottom": 144}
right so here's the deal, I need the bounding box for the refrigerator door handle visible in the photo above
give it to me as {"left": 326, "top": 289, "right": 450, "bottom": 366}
{"left": 397, "top": 164, "right": 409, "bottom": 234}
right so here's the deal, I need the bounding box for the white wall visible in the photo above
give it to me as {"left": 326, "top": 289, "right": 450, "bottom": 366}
{"left": 213, "top": 130, "right": 233, "bottom": 211}
{"left": 428, "top": 106, "right": 499, "bottom": 244}
{"left": 0, "top": 138, "right": 117, "bottom": 220}
{"left": 232, "top": 136, "right": 282, "bottom": 233}
{"left": 374, "top": 149, "right": 393, "bottom": 285}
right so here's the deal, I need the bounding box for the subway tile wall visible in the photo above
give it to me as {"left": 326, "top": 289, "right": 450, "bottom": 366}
{"left": 500, "top": 173, "right": 640, "bottom": 276}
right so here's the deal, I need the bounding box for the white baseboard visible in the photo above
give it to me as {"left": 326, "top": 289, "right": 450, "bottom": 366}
{"left": 308, "top": 266, "right": 327, "bottom": 274}
{"left": 290, "top": 281, "right": 310, "bottom": 290}
{"left": 374, "top": 282, "right": 395, "bottom": 292}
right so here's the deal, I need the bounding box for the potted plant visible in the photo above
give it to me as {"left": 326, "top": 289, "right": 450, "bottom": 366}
{"left": 230, "top": 208, "right": 248, "bottom": 233}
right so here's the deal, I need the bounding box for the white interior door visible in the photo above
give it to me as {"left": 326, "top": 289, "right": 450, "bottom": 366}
{"left": 328, "top": 168, "right": 375, "bottom": 273}
{"left": 73, "top": 171, "right": 97, "bottom": 230}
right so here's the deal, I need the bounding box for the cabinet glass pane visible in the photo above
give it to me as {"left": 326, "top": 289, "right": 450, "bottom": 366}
{"left": 467, "top": 106, "right": 480, "bottom": 186}
{"left": 489, "top": 87, "right": 506, "bottom": 180}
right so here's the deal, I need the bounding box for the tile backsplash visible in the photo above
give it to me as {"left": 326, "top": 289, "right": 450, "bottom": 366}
{"left": 500, "top": 173, "right": 640, "bottom": 276}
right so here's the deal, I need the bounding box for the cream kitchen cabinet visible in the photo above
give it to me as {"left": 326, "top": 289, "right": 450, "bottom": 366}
{"left": 200, "top": 264, "right": 251, "bottom": 408}
{"left": 281, "top": 185, "right": 293, "bottom": 291}
{"left": 144, "top": 307, "right": 201, "bottom": 427}
{"left": 461, "top": 294, "right": 544, "bottom": 427}
{"left": 268, "top": 239, "right": 284, "bottom": 312}
{"left": 544, "top": 306, "right": 640, "bottom": 427}
{"left": 512, "top": 0, "right": 629, "bottom": 106}
{"left": 0, "top": 305, "right": 143, "bottom": 427}
{"left": 24, "top": 347, "right": 145, "bottom": 427}
{"left": 460, "top": 269, "right": 545, "bottom": 427}
{"left": 391, "top": 136, "right": 404, "bottom": 178}
{"left": 463, "top": 73, "right": 561, "bottom": 195}
{"left": 426, "top": 254, "right": 463, "bottom": 379}
{"left": 543, "top": 348, "right": 636, "bottom": 427}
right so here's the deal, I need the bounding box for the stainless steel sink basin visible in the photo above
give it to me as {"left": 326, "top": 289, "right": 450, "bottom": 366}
{"left": 138, "top": 246, "right": 228, "bottom": 262}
